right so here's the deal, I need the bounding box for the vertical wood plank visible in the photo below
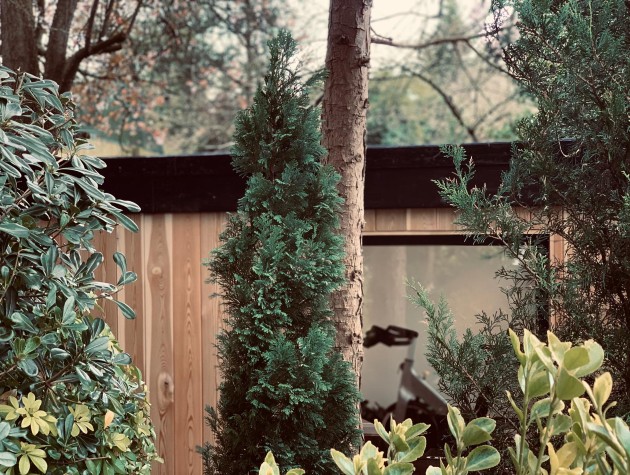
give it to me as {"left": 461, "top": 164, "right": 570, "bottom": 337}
{"left": 200, "top": 213, "right": 227, "bottom": 447}
{"left": 364, "top": 209, "right": 376, "bottom": 232}
{"left": 375, "top": 209, "right": 407, "bottom": 231}
{"left": 122, "top": 214, "right": 146, "bottom": 374}
{"left": 406, "top": 208, "right": 438, "bottom": 232}
{"left": 172, "top": 214, "right": 203, "bottom": 475}
{"left": 436, "top": 208, "right": 459, "bottom": 231}
{"left": 144, "top": 214, "right": 175, "bottom": 475}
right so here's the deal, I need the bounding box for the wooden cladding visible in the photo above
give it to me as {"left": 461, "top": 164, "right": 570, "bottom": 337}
{"left": 92, "top": 213, "right": 226, "bottom": 475}
{"left": 91, "top": 207, "right": 564, "bottom": 474}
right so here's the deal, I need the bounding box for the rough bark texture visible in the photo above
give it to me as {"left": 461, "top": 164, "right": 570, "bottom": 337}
{"left": 0, "top": 0, "right": 39, "bottom": 75}
{"left": 322, "top": 0, "right": 371, "bottom": 381}
{"left": 45, "top": 0, "right": 79, "bottom": 87}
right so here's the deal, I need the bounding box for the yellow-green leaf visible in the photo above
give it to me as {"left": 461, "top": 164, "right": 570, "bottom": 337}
{"left": 331, "top": 449, "right": 355, "bottom": 475}
{"left": 556, "top": 367, "right": 585, "bottom": 400}
{"left": 592, "top": 372, "right": 613, "bottom": 408}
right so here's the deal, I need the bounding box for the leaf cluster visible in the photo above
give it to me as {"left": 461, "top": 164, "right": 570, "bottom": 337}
{"left": 438, "top": 0, "right": 630, "bottom": 410}
{"left": 0, "top": 67, "right": 158, "bottom": 474}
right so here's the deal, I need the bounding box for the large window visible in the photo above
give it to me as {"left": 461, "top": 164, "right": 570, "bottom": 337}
{"left": 362, "top": 236, "right": 519, "bottom": 408}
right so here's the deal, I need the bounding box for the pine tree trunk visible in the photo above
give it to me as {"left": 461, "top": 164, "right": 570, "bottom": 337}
{"left": 322, "top": 0, "right": 371, "bottom": 381}
{"left": 0, "top": 0, "right": 39, "bottom": 75}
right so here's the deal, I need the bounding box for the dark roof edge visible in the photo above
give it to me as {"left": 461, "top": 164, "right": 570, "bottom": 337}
{"left": 101, "top": 142, "right": 515, "bottom": 213}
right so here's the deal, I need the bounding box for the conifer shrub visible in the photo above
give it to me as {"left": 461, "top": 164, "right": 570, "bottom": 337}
{"left": 416, "top": 0, "right": 629, "bottom": 471}
{"left": 0, "top": 67, "right": 158, "bottom": 474}
{"left": 201, "top": 31, "right": 361, "bottom": 474}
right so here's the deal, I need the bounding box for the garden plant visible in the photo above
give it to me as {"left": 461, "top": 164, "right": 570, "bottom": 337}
{"left": 0, "top": 67, "right": 158, "bottom": 474}
{"left": 262, "top": 330, "right": 630, "bottom": 474}
{"left": 201, "top": 31, "right": 361, "bottom": 474}
{"left": 413, "top": 0, "right": 629, "bottom": 469}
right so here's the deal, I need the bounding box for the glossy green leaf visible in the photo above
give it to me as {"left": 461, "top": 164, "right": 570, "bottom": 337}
{"left": 382, "top": 462, "right": 415, "bottom": 475}
{"left": 399, "top": 436, "right": 426, "bottom": 463}
{"left": 465, "top": 445, "right": 501, "bottom": 471}
{"left": 462, "top": 420, "right": 494, "bottom": 447}
{"left": 556, "top": 367, "right": 585, "bottom": 400}
{"left": 0, "top": 222, "right": 30, "bottom": 238}
{"left": 447, "top": 404, "right": 465, "bottom": 439}
{"left": 0, "top": 451, "right": 17, "bottom": 468}
{"left": 85, "top": 336, "right": 111, "bottom": 355}
{"left": 614, "top": 417, "right": 630, "bottom": 458}
{"left": 574, "top": 340, "right": 604, "bottom": 378}
{"left": 10, "top": 312, "right": 37, "bottom": 333}
{"left": 592, "top": 372, "right": 613, "bottom": 408}
{"left": 113, "top": 300, "right": 136, "bottom": 319}
{"left": 563, "top": 347, "right": 589, "bottom": 373}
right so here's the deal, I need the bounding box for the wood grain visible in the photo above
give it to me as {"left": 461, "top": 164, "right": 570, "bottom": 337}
{"left": 145, "top": 214, "right": 175, "bottom": 475}
{"left": 172, "top": 214, "right": 203, "bottom": 475}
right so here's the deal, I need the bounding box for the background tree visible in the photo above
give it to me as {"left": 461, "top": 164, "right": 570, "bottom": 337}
{"left": 201, "top": 31, "right": 361, "bottom": 474}
{"left": 0, "top": 0, "right": 143, "bottom": 92}
{"left": 322, "top": 0, "right": 371, "bottom": 389}
{"left": 0, "top": 0, "right": 290, "bottom": 154}
{"left": 415, "top": 0, "right": 629, "bottom": 469}
{"left": 369, "top": 0, "right": 528, "bottom": 145}
{"left": 79, "top": 0, "right": 290, "bottom": 154}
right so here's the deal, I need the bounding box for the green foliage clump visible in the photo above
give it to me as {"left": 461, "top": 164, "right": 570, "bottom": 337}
{"left": 504, "top": 329, "right": 630, "bottom": 474}
{"left": 332, "top": 418, "right": 431, "bottom": 475}
{"left": 263, "top": 330, "right": 630, "bottom": 474}
{"left": 201, "top": 31, "right": 361, "bottom": 474}
{"left": 0, "top": 67, "right": 158, "bottom": 474}
{"left": 418, "top": 0, "right": 629, "bottom": 468}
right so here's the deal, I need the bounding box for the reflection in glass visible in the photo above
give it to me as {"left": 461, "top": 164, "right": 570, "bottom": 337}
{"left": 362, "top": 244, "right": 517, "bottom": 407}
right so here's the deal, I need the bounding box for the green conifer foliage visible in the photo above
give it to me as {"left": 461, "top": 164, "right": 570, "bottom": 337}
{"left": 424, "top": 0, "right": 630, "bottom": 451}
{"left": 201, "top": 31, "right": 361, "bottom": 475}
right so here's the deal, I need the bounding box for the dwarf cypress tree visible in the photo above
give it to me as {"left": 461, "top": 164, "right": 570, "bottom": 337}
{"left": 201, "top": 31, "right": 361, "bottom": 475}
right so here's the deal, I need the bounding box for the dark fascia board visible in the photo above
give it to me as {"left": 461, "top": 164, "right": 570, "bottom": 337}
{"left": 101, "top": 142, "right": 513, "bottom": 213}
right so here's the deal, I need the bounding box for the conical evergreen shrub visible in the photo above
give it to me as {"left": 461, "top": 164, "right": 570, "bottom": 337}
{"left": 201, "top": 31, "right": 361, "bottom": 475}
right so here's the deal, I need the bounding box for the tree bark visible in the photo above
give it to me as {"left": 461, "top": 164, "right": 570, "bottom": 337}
{"left": 322, "top": 0, "right": 371, "bottom": 382}
{"left": 45, "top": 0, "right": 79, "bottom": 87}
{"left": 0, "top": 0, "right": 39, "bottom": 75}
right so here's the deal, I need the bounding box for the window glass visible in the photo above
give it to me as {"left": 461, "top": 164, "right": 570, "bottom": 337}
{"left": 362, "top": 243, "right": 517, "bottom": 408}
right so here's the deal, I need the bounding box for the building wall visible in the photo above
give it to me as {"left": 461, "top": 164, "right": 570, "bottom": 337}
{"left": 93, "top": 209, "right": 565, "bottom": 474}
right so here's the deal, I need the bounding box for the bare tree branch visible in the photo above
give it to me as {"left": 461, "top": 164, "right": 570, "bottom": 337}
{"left": 464, "top": 39, "right": 515, "bottom": 78}
{"left": 61, "top": 31, "right": 126, "bottom": 91}
{"left": 99, "top": 0, "right": 116, "bottom": 40}
{"left": 85, "top": 0, "right": 100, "bottom": 52}
{"left": 403, "top": 66, "right": 479, "bottom": 142}
{"left": 371, "top": 24, "right": 512, "bottom": 50}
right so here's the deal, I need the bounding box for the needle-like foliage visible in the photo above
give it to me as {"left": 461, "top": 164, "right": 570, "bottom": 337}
{"left": 201, "top": 31, "right": 361, "bottom": 475}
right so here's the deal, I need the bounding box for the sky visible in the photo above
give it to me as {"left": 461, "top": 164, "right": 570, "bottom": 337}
{"left": 290, "top": 0, "right": 493, "bottom": 70}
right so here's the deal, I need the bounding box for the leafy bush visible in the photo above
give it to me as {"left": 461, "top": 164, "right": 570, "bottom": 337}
{"left": 262, "top": 330, "right": 630, "bottom": 474}
{"left": 0, "top": 67, "right": 158, "bottom": 474}
{"left": 420, "top": 0, "right": 629, "bottom": 469}
{"left": 332, "top": 418, "right": 431, "bottom": 475}
{"left": 504, "top": 328, "right": 630, "bottom": 474}
{"left": 201, "top": 31, "right": 361, "bottom": 474}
